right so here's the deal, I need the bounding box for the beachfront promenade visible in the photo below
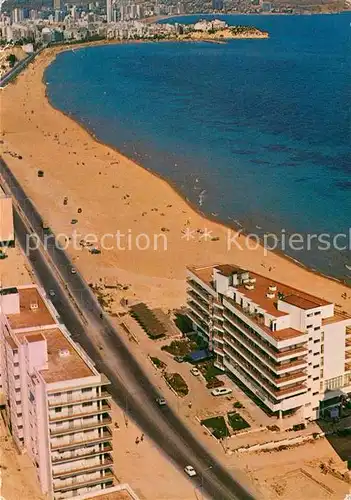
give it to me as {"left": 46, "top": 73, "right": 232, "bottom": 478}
{"left": 0, "top": 156, "right": 256, "bottom": 500}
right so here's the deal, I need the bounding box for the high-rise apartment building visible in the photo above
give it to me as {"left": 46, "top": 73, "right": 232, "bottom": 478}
{"left": 186, "top": 265, "right": 351, "bottom": 421}
{"left": 53, "top": 0, "right": 61, "bottom": 11}
{"left": 0, "top": 284, "right": 115, "bottom": 499}
{"left": 106, "top": 0, "right": 112, "bottom": 23}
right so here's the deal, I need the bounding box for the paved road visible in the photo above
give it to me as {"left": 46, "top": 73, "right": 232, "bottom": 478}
{"left": 1, "top": 158, "right": 256, "bottom": 500}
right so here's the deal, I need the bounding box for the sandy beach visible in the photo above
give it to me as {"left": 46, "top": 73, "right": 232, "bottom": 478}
{"left": 1, "top": 45, "right": 350, "bottom": 316}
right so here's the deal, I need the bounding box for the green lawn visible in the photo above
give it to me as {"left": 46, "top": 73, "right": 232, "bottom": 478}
{"left": 201, "top": 416, "right": 229, "bottom": 439}
{"left": 227, "top": 412, "right": 250, "bottom": 432}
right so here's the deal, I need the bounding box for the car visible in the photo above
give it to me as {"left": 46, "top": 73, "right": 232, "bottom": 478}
{"left": 71, "top": 268, "right": 77, "bottom": 274}
{"left": 190, "top": 367, "right": 201, "bottom": 376}
{"left": 48, "top": 289, "right": 55, "bottom": 297}
{"left": 156, "top": 397, "right": 166, "bottom": 407}
{"left": 211, "top": 387, "right": 232, "bottom": 397}
{"left": 184, "top": 465, "right": 197, "bottom": 477}
{"left": 174, "top": 356, "right": 184, "bottom": 363}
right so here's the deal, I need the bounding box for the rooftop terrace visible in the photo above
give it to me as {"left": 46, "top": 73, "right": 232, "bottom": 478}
{"left": 6, "top": 287, "right": 57, "bottom": 330}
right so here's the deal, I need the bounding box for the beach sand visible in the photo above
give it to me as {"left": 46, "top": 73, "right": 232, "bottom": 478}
{"left": 1, "top": 46, "right": 350, "bottom": 315}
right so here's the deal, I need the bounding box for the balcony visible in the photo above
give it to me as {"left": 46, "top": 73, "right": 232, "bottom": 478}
{"left": 52, "top": 445, "right": 112, "bottom": 465}
{"left": 223, "top": 334, "right": 306, "bottom": 388}
{"left": 52, "top": 456, "right": 113, "bottom": 479}
{"left": 51, "top": 430, "right": 112, "bottom": 451}
{"left": 224, "top": 322, "right": 307, "bottom": 374}
{"left": 187, "top": 310, "right": 209, "bottom": 333}
{"left": 50, "top": 404, "right": 111, "bottom": 422}
{"left": 223, "top": 345, "right": 306, "bottom": 401}
{"left": 223, "top": 312, "right": 307, "bottom": 362}
{"left": 345, "top": 361, "right": 351, "bottom": 372}
{"left": 50, "top": 416, "right": 112, "bottom": 437}
{"left": 345, "top": 350, "right": 351, "bottom": 361}
{"left": 48, "top": 391, "right": 111, "bottom": 408}
{"left": 53, "top": 471, "right": 114, "bottom": 493}
{"left": 346, "top": 326, "right": 351, "bottom": 338}
{"left": 187, "top": 279, "right": 211, "bottom": 303}
{"left": 187, "top": 291, "right": 210, "bottom": 315}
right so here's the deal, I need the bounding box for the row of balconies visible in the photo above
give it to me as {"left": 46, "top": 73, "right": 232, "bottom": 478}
{"left": 53, "top": 469, "right": 114, "bottom": 493}
{"left": 51, "top": 429, "right": 112, "bottom": 452}
{"left": 51, "top": 444, "right": 113, "bottom": 465}
{"left": 223, "top": 345, "right": 306, "bottom": 400}
{"left": 48, "top": 390, "right": 111, "bottom": 408}
{"left": 52, "top": 454, "right": 113, "bottom": 479}
{"left": 223, "top": 322, "right": 307, "bottom": 375}
{"left": 223, "top": 311, "right": 307, "bottom": 361}
{"left": 50, "top": 416, "right": 112, "bottom": 437}
{"left": 49, "top": 403, "right": 111, "bottom": 423}
{"left": 187, "top": 310, "right": 209, "bottom": 334}
{"left": 187, "top": 279, "right": 211, "bottom": 303}
{"left": 223, "top": 334, "right": 307, "bottom": 388}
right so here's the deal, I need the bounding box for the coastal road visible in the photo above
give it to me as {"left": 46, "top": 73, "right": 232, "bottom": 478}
{"left": 0, "top": 157, "right": 256, "bottom": 500}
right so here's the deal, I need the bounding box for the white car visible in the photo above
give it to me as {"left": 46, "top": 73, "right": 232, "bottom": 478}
{"left": 211, "top": 387, "right": 232, "bottom": 397}
{"left": 71, "top": 267, "right": 77, "bottom": 274}
{"left": 190, "top": 367, "right": 201, "bottom": 377}
{"left": 48, "top": 289, "right": 55, "bottom": 297}
{"left": 184, "top": 465, "right": 197, "bottom": 477}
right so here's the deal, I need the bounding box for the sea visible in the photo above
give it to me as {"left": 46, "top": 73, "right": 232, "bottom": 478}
{"left": 45, "top": 13, "right": 351, "bottom": 282}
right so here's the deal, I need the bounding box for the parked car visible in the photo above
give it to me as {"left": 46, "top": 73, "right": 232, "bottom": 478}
{"left": 211, "top": 387, "right": 232, "bottom": 397}
{"left": 48, "top": 289, "right": 55, "bottom": 297}
{"left": 174, "top": 356, "right": 185, "bottom": 363}
{"left": 184, "top": 465, "right": 197, "bottom": 477}
{"left": 156, "top": 397, "right": 166, "bottom": 407}
{"left": 190, "top": 367, "right": 201, "bottom": 376}
{"left": 71, "top": 267, "right": 77, "bottom": 274}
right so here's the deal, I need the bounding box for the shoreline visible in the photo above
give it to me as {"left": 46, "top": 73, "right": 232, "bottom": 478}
{"left": 44, "top": 45, "right": 349, "bottom": 288}
{"left": 1, "top": 44, "right": 350, "bottom": 315}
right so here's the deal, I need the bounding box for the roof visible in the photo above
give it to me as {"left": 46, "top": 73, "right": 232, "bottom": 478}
{"left": 6, "top": 287, "right": 57, "bottom": 330}
{"left": 15, "top": 328, "right": 94, "bottom": 383}
{"left": 283, "top": 294, "right": 323, "bottom": 311}
{"left": 188, "top": 265, "right": 214, "bottom": 288}
{"left": 216, "top": 264, "right": 246, "bottom": 277}
{"left": 188, "top": 349, "right": 212, "bottom": 362}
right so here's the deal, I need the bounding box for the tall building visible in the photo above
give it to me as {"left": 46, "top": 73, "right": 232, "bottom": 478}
{"left": 53, "top": 0, "right": 61, "bottom": 10}
{"left": 12, "top": 7, "right": 24, "bottom": 23}
{"left": 0, "top": 284, "right": 115, "bottom": 499}
{"left": 106, "top": 0, "right": 112, "bottom": 23}
{"left": 186, "top": 265, "right": 351, "bottom": 421}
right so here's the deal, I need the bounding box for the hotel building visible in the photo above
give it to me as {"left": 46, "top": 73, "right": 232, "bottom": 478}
{"left": 0, "top": 284, "right": 115, "bottom": 499}
{"left": 187, "top": 264, "right": 351, "bottom": 421}
{"left": 0, "top": 186, "right": 14, "bottom": 246}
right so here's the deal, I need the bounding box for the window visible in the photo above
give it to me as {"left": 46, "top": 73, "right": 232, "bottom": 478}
{"left": 313, "top": 339, "right": 320, "bottom": 344}
{"left": 313, "top": 376, "right": 319, "bottom": 381}
{"left": 313, "top": 364, "right": 319, "bottom": 368}
{"left": 314, "top": 311, "right": 321, "bottom": 315}
{"left": 314, "top": 326, "right": 321, "bottom": 331}
{"left": 55, "top": 408, "right": 62, "bottom": 413}
{"left": 307, "top": 313, "right": 313, "bottom": 318}
{"left": 82, "top": 388, "right": 91, "bottom": 393}
{"left": 313, "top": 391, "right": 319, "bottom": 396}
{"left": 307, "top": 324, "right": 313, "bottom": 329}
{"left": 82, "top": 402, "right": 92, "bottom": 407}
{"left": 314, "top": 352, "right": 320, "bottom": 356}
{"left": 309, "top": 337, "right": 313, "bottom": 341}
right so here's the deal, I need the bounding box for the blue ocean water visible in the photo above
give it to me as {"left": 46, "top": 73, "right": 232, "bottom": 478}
{"left": 45, "top": 13, "right": 351, "bottom": 281}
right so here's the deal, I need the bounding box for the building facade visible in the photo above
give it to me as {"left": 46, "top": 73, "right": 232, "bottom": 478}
{"left": 187, "top": 264, "right": 351, "bottom": 421}
{"left": 0, "top": 284, "right": 114, "bottom": 499}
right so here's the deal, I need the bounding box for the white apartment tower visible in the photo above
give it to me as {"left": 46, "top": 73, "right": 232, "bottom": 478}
{"left": 0, "top": 285, "right": 114, "bottom": 499}
{"left": 187, "top": 265, "right": 351, "bottom": 421}
{"left": 106, "top": 0, "right": 113, "bottom": 23}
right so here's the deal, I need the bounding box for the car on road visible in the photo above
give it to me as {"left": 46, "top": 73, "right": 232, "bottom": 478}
{"left": 211, "top": 387, "right": 232, "bottom": 397}
{"left": 48, "top": 289, "right": 55, "bottom": 297}
{"left": 156, "top": 397, "right": 166, "bottom": 407}
{"left": 184, "top": 465, "right": 197, "bottom": 477}
{"left": 174, "top": 356, "right": 185, "bottom": 363}
{"left": 190, "top": 367, "right": 201, "bottom": 376}
{"left": 71, "top": 267, "right": 77, "bottom": 274}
